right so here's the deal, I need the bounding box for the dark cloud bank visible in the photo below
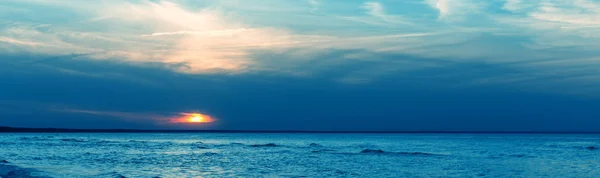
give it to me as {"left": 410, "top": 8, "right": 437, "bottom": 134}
{"left": 1, "top": 51, "right": 599, "bottom": 131}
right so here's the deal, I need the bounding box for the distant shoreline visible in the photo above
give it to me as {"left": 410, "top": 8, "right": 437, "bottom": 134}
{"left": 1, "top": 126, "right": 599, "bottom": 134}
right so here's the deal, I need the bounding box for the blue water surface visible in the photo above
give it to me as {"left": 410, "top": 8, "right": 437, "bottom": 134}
{"left": 1, "top": 133, "right": 599, "bottom": 177}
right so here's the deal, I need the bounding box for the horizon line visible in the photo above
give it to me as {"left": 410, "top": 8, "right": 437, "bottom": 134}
{"left": 1, "top": 126, "right": 600, "bottom": 134}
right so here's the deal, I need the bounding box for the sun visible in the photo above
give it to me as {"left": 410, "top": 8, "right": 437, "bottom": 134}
{"left": 169, "top": 112, "right": 215, "bottom": 124}
{"left": 189, "top": 114, "right": 204, "bottom": 123}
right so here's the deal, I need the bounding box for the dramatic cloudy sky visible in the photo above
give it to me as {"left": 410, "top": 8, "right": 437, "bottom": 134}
{"left": 1, "top": 0, "right": 600, "bottom": 131}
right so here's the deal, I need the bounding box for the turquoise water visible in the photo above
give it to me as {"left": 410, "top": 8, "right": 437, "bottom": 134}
{"left": 1, "top": 133, "right": 599, "bottom": 177}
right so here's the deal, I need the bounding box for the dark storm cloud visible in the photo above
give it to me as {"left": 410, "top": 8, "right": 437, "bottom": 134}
{"left": 2, "top": 52, "right": 600, "bottom": 131}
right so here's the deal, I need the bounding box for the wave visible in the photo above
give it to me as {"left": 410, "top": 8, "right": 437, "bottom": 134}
{"left": 360, "top": 149, "right": 385, "bottom": 153}
{"left": 0, "top": 161, "right": 51, "bottom": 178}
{"left": 359, "top": 149, "right": 443, "bottom": 156}
{"left": 200, "top": 142, "right": 326, "bottom": 149}
{"left": 95, "top": 140, "right": 120, "bottom": 144}
{"left": 507, "top": 154, "right": 534, "bottom": 158}
{"left": 311, "top": 149, "right": 336, "bottom": 153}
{"left": 196, "top": 145, "right": 210, "bottom": 149}
{"left": 547, "top": 144, "right": 600, "bottom": 151}
{"left": 209, "top": 142, "right": 244, "bottom": 148}
{"left": 573, "top": 146, "right": 599, "bottom": 151}
{"left": 127, "top": 140, "right": 148, "bottom": 143}
{"left": 200, "top": 142, "right": 285, "bottom": 149}
{"left": 354, "top": 143, "right": 379, "bottom": 149}
{"left": 19, "top": 136, "right": 52, "bottom": 141}
{"left": 59, "top": 138, "right": 86, "bottom": 142}
{"left": 93, "top": 171, "right": 128, "bottom": 178}
{"left": 488, "top": 153, "right": 535, "bottom": 159}
{"left": 308, "top": 143, "right": 322, "bottom": 147}
{"left": 396, "top": 152, "right": 442, "bottom": 156}
{"left": 202, "top": 152, "right": 219, "bottom": 156}
{"left": 250, "top": 143, "right": 278, "bottom": 147}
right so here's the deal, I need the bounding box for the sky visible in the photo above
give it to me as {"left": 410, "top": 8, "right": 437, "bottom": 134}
{"left": 1, "top": 0, "right": 600, "bottom": 131}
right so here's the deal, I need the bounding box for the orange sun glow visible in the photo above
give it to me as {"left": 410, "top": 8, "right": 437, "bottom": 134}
{"left": 170, "top": 113, "right": 215, "bottom": 124}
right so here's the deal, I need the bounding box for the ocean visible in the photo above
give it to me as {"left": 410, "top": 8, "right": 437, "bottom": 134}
{"left": 1, "top": 133, "right": 599, "bottom": 177}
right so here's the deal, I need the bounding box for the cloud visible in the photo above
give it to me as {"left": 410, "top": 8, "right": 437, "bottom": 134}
{"left": 433, "top": 0, "right": 449, "bottom": 17}
{"left": 1, "top": 1, "right": 425, "bottom": 74}
{"left": 114, "top": 2, "right": 308, "bottom": 73}
{"left": 2, "top": 99, "right": 217, "bottom": 126}
{"left": 51, "top": 107, "right": 219, "bottom": 127}
{"left": 362, "top": 2, "right": 387, "bottom": 19}
{"left": 3, "top": 0, "right": 600, "bottom": 131}
{"left": 425, "top": 0, "right": 485, "bottom": 20}
{"left": 0, "top": 100, "right": 169, "bottom": 126}
{"left": 141, "top": 28, "right": 254, "bottom": 37}
{"left": 0, "top": 1, "right": 318, "bottom": 74}
{"left": 503, "top": 0, "right": 522, "bottom": 12}
{"left": 3, "top": 50, "right": 600, "bottom": 130}
{"left": 2, "top": 0, "right": 600, "bottom": 98}
{"left": 507, "top": 0, "right": 600, "bottom": 29}
{"left": 530, "top": 1, "right": 600, "bottom": 27}
{"left": 0, "top": 0, "right": 471, "bottom": 77}
{"left": 494, "top": 0, "right": 600, "bottom": 51}
{"left": 361, "top": 2, "right": 404, "bottom": 23}
{"left": 308, "top": 0, "right": 319, "bottom": 13}
{"left": 54, "top": 108, "right": 164, "bottom": 122}
{"left": 0, "top": 36, "right": 42, "bottom": 46}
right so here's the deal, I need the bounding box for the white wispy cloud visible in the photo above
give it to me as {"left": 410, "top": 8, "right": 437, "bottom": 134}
{"left": 0, "top": 1, "right": 312, "bottom": 74}
{"left": 2, "top": 0, "right": 600, "bottom": 96}
{"left": 361, "top": 2, "right": 405, "bottom": 24}
{"left": 0, "top": 0, "right": 439, "bottom": 75}
{"left": 501, "top": 0, "right": 537, "bottom": 13}
{"left": 530, "top": 3, "right": 600, "bottom": 27}
{"left": 140, "top": 28, "right": 254, "bottom": 37}
{"left": 362, "top": 2, "right": 387, "bottom": 19}
{"left": 308, "top": 0, "right": 319, "bottom": 13}
{"left": 0, "top": 36, "right": 43, "bottom": 46}
{"left": 495, "top": 0, "right": 600, "bottom": 50}
{"left": 425, "top": 0, "right": 486, "bottom": 21}
{"left": 53, "top": 108, "right": 169, "bottom": 123}
{"left": 433, "top": 0, "right": 449, "bottom": 17}
{"left": 502, "top": 0, "right": 522, "bottom": 12}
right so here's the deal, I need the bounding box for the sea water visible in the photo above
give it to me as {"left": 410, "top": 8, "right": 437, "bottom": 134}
{"left": 1, "top": 133, "right": 600, "bottom": 177}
